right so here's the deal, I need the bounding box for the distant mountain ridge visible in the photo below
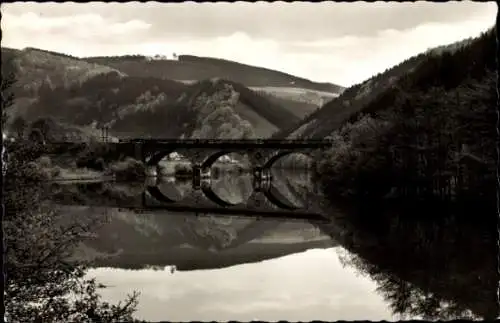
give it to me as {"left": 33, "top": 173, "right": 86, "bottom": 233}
{"left": 83, "top": 53, "right": 344, "bottom": 94}
{"left": 1, "top": 47, "right": 124, "bottom": 96}
{"left": 2, "top": 47, "right": 314, "bottom": 140}
{"left": 72, "top": 205, "right": 336, "bottom": 271}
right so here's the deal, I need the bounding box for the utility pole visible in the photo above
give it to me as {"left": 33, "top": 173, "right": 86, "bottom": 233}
{"left": 100, "top": 126, "right": 110, "bottom": 143}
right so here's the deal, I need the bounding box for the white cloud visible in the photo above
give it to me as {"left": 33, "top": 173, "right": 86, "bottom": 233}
{"left": 1, "top": 6, "right": 495, "bottom": 87}
{"left": 2, "top": 12, "right": 104, "bottom": 30}
{"left": 1, "top": 12, "right": 151, "bottom": 44}
{"left": 283, "top": 16, "right": 495, "bottom": 86}
{"left": 108, "top": 19, "right": 152, "bottom": 35}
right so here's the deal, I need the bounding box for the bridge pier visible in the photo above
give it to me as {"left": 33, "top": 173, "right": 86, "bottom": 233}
{"left": 188, "top": 151, "right": 210, "bottom": 166}
{"left": 191, "top": 163, "right": 211, "bottom": 190}
{"left": 252, "top": 166, "right": 272, "bottom": 192}
{"left": 145, "top": 165, "right": 158, "bottom": 177}
{"left": 247, "top": 150, "right": 266, "bottom": 168}
{"left": 134, "top": 141, "right": 144, "bottom": 163}
{"left": 246, "top": 191, "right": 269, "bottom": 209}
{"left": 145, "top": 176, "right": 160, "bottom": 187}
{"left": 190, "top": 189, "right": 206, "bottom": 205}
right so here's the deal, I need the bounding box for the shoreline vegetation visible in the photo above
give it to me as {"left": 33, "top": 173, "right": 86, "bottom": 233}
{"left": 3, "top": 143, "right": 143, "bottom": 322}
{"left": 312, "top": 29, "right": 496, "bottom": 214}
{"left": 4, "top": 138, "right": 311, "bottom": 184}
{"left": 2, "top": 57, "right": 144, "bottom": 320}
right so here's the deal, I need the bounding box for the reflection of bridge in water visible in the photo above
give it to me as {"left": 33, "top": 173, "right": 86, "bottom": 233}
{"left": 50, "top": 179, "right": 328, "bottom": 222}
{"left": 144, "top": 169, "right": 327, "bottom": 222}
{"left": 50, "top": 177, "right": 328, "bottom": 223}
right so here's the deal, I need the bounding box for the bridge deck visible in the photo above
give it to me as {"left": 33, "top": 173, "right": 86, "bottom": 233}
{"left": 54, "top": 198, "right": 329, "bottom": 223}
{"left": 118, "top": 139, "right": 333, "bottom": 149}
{"left": 134, "top": 204, "right": 329, "bottom": 223}
{"left": 44, "top": 139, "right": 333, "bottom": 152}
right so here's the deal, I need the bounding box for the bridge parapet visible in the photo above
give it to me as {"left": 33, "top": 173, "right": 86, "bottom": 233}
{"left": 124, "top": 138, "right": 333, "bottom": 146}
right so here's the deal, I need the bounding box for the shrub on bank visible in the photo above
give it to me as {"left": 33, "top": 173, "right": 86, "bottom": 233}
{"left": 75, "top": 142, "right": 120, "bottom": 171}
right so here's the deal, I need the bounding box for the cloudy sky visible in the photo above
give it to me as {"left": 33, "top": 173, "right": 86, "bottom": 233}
{"left": 1, "top": 1, "right": 497, "bottom": 87}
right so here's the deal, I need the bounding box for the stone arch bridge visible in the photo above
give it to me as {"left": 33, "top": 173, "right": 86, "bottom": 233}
{"left": 125, "top": 138, "right": 332, "bottom": 213}
{"left": 120, "top": 138, "right": 333, "bottom": 170}
{"left": 45, "top": 138, "right": 331, "bottom": 215}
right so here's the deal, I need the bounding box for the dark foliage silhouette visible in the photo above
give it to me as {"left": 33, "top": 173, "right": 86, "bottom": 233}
{"left": 3, "top": 69, "right": 141, "bottom": 323}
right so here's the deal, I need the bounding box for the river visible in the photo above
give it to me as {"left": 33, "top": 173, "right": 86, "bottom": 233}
{"left": 49, "top": 164, "right": 497, "bottom": 321}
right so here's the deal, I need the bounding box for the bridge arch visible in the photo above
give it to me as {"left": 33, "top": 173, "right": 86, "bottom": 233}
{"left": 146, "top": 150, "right": 176, "bottom": 166}
{"left": 146, "top": 186, "right": 178, "bottom": 203}
{"left": 197, "top": 166, "right": 244, "bottom": 207}
{"left": 199, "top": 158, "right": 303, "bottom": 210}
{"left": 147, "top": 181, "right": 303, "bottom": 211}
{"left": 156, "top": 177, "right": 188, "bottom": 202}
{"left": 201, "top": 150, "right": 245, "bottom": 168}
{"left": 263, "top": 150, "right": 312, "bottom": 169}
{"left": 264, "top": 186, "right": 301, "bottom": 210}
{"left": 198, "top": 173, "right": 300, "bottom": 210}
{"left": 244, "top": 187, "right": 298, "bottom": 210}
{"left": 147, "top": 149, "right": 242, "bottom": 168}
{"left": 201, "top": 185, "right": 239, "bottom": 207}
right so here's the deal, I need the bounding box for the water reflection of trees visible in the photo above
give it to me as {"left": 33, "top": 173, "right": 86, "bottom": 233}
{"left": 338, "top": 250, "right": 479, "bottom": 320}
{"left": 320, "top": 202, "right": 498, "bottom": 320}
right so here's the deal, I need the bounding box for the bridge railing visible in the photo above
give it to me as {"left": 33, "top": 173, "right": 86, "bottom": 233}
{"left": 119, "top": 138, "right": 333, "bottom": 144}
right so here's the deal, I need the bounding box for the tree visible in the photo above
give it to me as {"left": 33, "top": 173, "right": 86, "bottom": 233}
{"left": 2, "top": 64, "right": 141, "bottom": 323}
{"left": 11, "top": 116, "right": 27, "bottom": 139}
{"left": 1, "top": 55, "right": 17, "bottom": 129}
{"left": 30, "top": 117, "right": 57, "bottom": 142}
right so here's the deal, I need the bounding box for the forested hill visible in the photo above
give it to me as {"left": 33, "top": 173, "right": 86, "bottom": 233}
{"left": 84, "top": 54, "right": 344, "bottom": 94}
{"left": 1, "top": 47, "right": 123, "bottom": 98}
{"left": 107, "top": 77, "right": 302, "bottom": 139}
{"left": 274, "top": 30, "right": 494, "bottom": 140}
{"left": 315, "top": 27, "right": 497, "bottom": 201}
{"left": 3, "top": 47, "right": 322, "bottom": 140}
{"left": 14, "top": 72, "right": 302, "bottom": 140}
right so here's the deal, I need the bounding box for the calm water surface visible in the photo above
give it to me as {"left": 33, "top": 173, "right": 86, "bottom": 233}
{"left": 51, "top": 165, "right": 497, "bottom": 321}
{"left": 87, "top": 248, "right": 394, "bottom": 321}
